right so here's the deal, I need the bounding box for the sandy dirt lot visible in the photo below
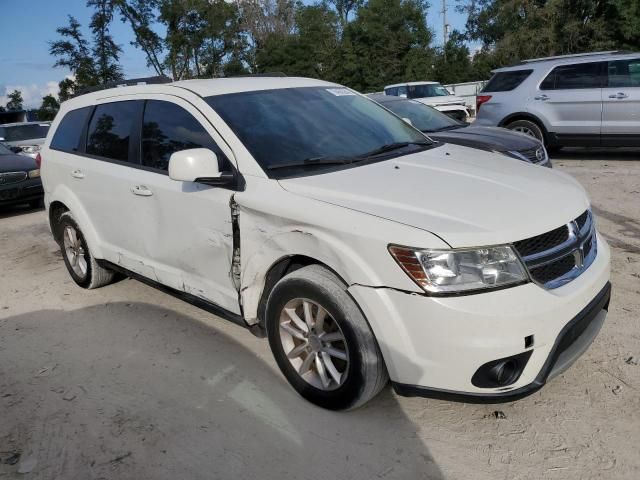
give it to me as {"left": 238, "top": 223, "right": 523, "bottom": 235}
{"left": 1, "top": 154, "right": 639, "bottom": 480}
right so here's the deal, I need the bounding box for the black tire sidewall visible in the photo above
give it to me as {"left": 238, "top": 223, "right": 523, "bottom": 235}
{"left": 58, "top": 214, "right": 93, "bottom": 288}
{"left": 266, "top": 276, "right": 366, "bottom": 410}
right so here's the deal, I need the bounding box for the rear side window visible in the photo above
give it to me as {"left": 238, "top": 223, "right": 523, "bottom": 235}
{"left": 141, "top": 100, "right": 223, "bottom": 171}
{"left": 540, "top": 62, "right": 603, "bottom": 90}
{"left": 385, "top": 87, "right": 398, "bottom": 96}
{"left": 482, "top": 70, "right": 533, "bottom": 92}
{"left": 607, "top": 58, "right": 640, "bottom": 87}
{"left": 86, "top": 101, "right": 139, "bottom": 162}
{"left": 50, "top": 107, "right": 91, "bottom": 152}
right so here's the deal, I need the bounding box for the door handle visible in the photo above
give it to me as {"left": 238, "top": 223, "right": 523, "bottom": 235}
{"left": 608, "top": 92, "right": 628, "bottom": 99}
{"left": 131, "top": 185, "right": 153, "bottom": 197}
{"left": 71, "top": 169, "right": 85, "bottom": 179}
{"left": 534, "top": 94, "right": 549, "bottom": 101}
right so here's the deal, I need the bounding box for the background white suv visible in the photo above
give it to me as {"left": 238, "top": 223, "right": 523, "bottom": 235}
{"left": 42, "top": 76, "right": 610, "bottom": 410}
{"left": 475, "top": 51, "right": 640, "bottom": 150}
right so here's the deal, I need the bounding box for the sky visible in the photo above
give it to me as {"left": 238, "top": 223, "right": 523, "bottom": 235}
{"left": 0, "top": 0, "right": 468, "bottom": 109}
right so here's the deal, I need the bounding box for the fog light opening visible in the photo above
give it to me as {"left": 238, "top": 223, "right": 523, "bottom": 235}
{"left": 490, "top": 360, "right": 518, "bottom": 386}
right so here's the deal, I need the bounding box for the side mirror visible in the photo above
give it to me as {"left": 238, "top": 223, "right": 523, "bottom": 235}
{"left": 402, "top": 117, "right": 413, "bottom": 126}
{"left": 168, "top": 148, "right": 233, "bottom": 186}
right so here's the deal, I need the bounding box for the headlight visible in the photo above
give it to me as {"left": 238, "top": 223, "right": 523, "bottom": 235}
{"left": 28, "top": 169, "right": 40, "bottom": 178}
{"left": 21, "top": 145, "right": 41, "bottom": 154}
{"left": 389, "top": 245, "right": 528, "bottom": 294}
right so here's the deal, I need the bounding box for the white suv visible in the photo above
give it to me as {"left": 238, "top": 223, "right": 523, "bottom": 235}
{"left": 384, "top": 81, "right": 469, "bottom": 121}
{"left": 41, "top": 76, "right": 611, "bottom": 410}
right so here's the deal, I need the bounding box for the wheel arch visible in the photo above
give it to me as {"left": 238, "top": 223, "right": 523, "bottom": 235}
{"left": 499, "top": 112, "right": 549, "bottom": 134}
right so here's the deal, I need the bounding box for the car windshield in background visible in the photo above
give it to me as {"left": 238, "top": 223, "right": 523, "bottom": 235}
{"left": 206, "top": 87, "right": 431, "bottom": 175}
{"left": 382, "top": 100, "right": 462, "bottom": 132}
{"left": 0, "top": 143, "right": 14, "bottom": 155}
{"left": 482, "top": 69, "right": 533, "bottom": 92}
{"left": 0, "top": 124, "right": 50, "bottom": 142}
{"left": 407, "top": 84, "right": 450, "bottom": 98}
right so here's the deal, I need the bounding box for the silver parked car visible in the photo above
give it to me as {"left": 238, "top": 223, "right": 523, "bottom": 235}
{"left": 474, "top": 51, "right": 640, "bottom": 150}
{"left": 0, "top": 121, "right": 51, "bottom": 158}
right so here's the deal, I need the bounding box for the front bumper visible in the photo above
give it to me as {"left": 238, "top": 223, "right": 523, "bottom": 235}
{"left": 0, "top": 178, "right": 44, "bottom": 206}
{"left": 348, "top": 232, "right": 611, "bottom": 401}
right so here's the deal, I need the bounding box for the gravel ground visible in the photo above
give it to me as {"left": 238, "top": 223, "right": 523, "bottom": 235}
{"left": 1, "top": 153, "right": 639, "bottom": 480}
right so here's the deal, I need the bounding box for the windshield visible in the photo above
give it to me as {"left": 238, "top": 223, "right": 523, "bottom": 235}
{"left": 206, "top": 87, "right": 430, "bottom": 175}
{"left": 407, "top": 84, "right": 451, "bottom": 99}
{"left": 0, "top": 143, "right": 13, "bottom": 155}
{"left": 0, "top": 124, "right": 50, "bottom": 142}
{"left": 381, "top": 99, "right": 462, "bottom": 132}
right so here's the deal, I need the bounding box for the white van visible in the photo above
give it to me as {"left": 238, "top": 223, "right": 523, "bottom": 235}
{"left": 41, "top": 76, "right": 611, "bottom": 410}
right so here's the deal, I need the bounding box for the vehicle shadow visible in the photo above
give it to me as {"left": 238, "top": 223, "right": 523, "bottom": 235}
{"left": 0, "top": 303, "right": 445, "bottom": 480}
{"left": 0, "top": 202, "right": 44, "bottom": 220}
{"left": 551, "top": 147, "right": 640, "bottom": 161}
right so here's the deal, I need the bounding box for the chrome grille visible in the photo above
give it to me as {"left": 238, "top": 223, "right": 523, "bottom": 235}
{"left": 512, "top": 146, "right": 547, "bottom": 164}
{"left": 0, "top": 171, "right": 28, "bottom": 185}
{"left": 513, "top": 210, "right": 597, "bottom": 289}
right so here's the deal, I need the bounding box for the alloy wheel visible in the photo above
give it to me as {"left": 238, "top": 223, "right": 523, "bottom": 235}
{"left": 278, "top": 298, "right": 349, "bottom": 391}
{"left": 63, "top": 225, "right": 88, "bottom": 279}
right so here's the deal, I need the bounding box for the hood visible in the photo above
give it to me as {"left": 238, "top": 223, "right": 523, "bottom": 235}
{"left": 4, "top": 138, "right": 45, "bottom": 147}
{"left": 278, "top": 144, "right": 588, "bottom": 247}
{"left": 0, "top": 153, "right": 38, "bottom": 172}
{"left": 429, "top": 126, "right": 541, "bottom": 153}
{"left": 415, "top": 96, "right": 465, "bottom": 107}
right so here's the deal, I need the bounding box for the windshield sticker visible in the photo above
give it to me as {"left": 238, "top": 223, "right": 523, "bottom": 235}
{"left": 326, "top": 88, "right": 355, "bottom": 96}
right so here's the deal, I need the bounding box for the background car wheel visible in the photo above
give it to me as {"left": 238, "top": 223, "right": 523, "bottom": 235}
{"left": 266, "top": 265, "right": 388, "bottom": 410}
{"left": 57, "top": 212, "right": 114, "bottom": 289}
{"left": 506, "top": 119, "right": 545, "bottom": 143}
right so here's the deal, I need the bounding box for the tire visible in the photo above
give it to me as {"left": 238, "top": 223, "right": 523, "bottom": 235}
{"left": 57, "top": 212, "right": 114, "bottom": 289}
{"left": 506, "top": 119, "right": 545, "bottom": 143}
{"left": 266, "top": 265, "right": 388, "bottom": 410}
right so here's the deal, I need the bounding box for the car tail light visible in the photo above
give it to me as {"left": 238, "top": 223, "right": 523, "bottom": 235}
{"left": 35, "top": 152, "right": 42, "bottom": 168}
{"left": 476, "top": 95, "right": 492, "bottom": 113}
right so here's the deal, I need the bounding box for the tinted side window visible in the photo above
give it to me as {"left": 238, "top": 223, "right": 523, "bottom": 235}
{"left": 50, "top": 107, "right": 92, "bottom": 152}
{"left": 482, "top": 70, "right": 533, "bottom": 92}
{"left": 540, "top": 62, "right": 603, "bottom": 90}
{"left": 141, "top": 100, "right": 223, "bottom": 171}
{"left": 86, "top": 101, "right": 139, "bottom": 162}
{"left": 385, "top": 87, "right": 398, "bottom": 96}
{"left": 608, "top": 58, "right": 640, "bottom": 87}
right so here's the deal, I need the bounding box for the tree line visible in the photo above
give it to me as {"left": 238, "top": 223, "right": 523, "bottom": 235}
{"left": 6, "top": 0, "right": 639, "bottom": 120}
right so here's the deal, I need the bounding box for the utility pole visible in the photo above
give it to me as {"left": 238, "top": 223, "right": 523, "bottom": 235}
{"left": 442, "top": 0, "right": 449, "bottom": 61}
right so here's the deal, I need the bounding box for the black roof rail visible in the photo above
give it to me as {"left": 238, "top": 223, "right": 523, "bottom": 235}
{"left": 518, "top": 50, "right": 634, "bottom": 64}
{"left": 224, "top": 72, "right": 288, "bottom": 78}
{"left": 72, "top": 75, "right": 173, "bottom": 98}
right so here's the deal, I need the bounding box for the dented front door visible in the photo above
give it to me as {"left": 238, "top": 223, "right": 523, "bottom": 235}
{"left": 127, "top": 95, "right": 241, "bottom": 314}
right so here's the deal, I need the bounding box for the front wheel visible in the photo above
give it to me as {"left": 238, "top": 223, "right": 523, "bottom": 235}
{"left": 266, "top": 265, "right": 388, "bottom": 410}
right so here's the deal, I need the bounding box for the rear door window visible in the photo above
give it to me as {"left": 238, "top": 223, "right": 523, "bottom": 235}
{"left": 607, "top": 58, "right": 640, "bottom": 87}
{"left": 86, "top": 101, "right": 140, "bottom": 162}
{"left": 50, "top": 107, "right": 92, "bottom": 152}
{"left": 540, "top": 62, "right": 604, "bottom": 90}
{"left": 482, "top": 70, "right": 533, "bottom": 92}
{"left": 141, "top": 100, "right": 226, "bottom": 172}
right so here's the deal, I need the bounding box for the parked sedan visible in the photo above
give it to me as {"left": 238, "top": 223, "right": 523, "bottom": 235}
{"left": 0, "top": 121, "right": 51, "bottom": 159}
{"left": 369, "top": 94, "right": 551, "bottom": 167}
{"left": 0, "top": 142, "right": 43, "bottom": 208}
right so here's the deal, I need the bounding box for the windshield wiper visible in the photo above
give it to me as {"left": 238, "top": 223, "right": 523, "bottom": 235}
{"left": 359, "top": 141, "right": 432, "bottom": 158}
{"left": 268, "top": 155, "right": 355, "bottom": 170}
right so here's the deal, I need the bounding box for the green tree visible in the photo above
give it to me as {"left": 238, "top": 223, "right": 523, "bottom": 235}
{"left": 36, "top": 95, "right": 61, "bottom": 121}
{"left": 50, "top": 15, "right": 98, "bottom": 88}
{"left": 432, "top": 30, "right": 472, "bottom": 84}
{"left": 339, "top": 0, "right": 433, "bottom": 91}
{"left": 6, "top": 90, "right": 23, "bottom": 111}
{"left": 88, "top": 0, "right": 124, "bottom": 84}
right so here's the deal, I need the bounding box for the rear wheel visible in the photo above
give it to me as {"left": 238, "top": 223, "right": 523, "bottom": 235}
{"left": 266, "top": 265, "right": 388, "bottom": 410}
{"left": 57, "top": 212, "right": 114, "bottom": 289}
{"left": 506, "top": 119, "right": 545, "bottom": 143}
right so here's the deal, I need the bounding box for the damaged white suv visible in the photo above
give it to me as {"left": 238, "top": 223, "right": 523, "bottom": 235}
{"left": 41, "top": 76, "right": 611, "bottom": 410}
